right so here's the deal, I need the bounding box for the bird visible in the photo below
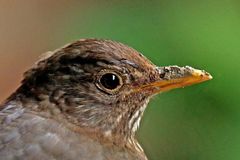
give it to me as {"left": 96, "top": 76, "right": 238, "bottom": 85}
{"left": 0, "top": 39, "right": 212, "bottom": 160}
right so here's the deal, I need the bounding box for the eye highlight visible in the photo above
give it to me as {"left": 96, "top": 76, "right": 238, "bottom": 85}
{"left": 96, "top": 70, "right": 123, "bottom": 94}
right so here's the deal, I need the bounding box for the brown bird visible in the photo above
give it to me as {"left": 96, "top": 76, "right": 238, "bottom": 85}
{"left": 0, "top": 39, "right": 212, "bottom": 160}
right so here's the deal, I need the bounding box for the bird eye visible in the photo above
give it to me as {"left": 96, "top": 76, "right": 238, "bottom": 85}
{"left": 96, "top": 70, "right": 123, "bottom": 94}
{"left": 100, "top": 73, "right": 120, "bottom": 89}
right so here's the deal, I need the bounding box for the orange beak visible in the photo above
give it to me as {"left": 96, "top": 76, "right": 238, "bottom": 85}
{"left": 135, "top": 66, "right": 212, "bottom": 94}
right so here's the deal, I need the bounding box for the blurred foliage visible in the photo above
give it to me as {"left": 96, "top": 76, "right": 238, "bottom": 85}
{"left": 2, "top": 0, "right": 240, "bottom": 159}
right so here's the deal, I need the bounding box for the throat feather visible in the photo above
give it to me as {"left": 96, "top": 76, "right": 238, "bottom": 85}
{"left": 128, "top": 99, "right": 149, "bottom": 133}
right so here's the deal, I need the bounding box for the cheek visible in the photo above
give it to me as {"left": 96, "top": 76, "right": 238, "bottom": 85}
{"left": 76, "top": 83, "right": 116, "bottom": 105}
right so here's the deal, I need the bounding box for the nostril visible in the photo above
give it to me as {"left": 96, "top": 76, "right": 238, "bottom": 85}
{"left": 160, "top": 72, "right": 165, "bottom": 78}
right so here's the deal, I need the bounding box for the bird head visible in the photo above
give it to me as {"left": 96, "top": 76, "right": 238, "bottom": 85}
{"left": 11, "top": 39, "right": 212, "bottom": 143}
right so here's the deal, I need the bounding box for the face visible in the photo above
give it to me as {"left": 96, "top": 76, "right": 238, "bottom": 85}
{"left": 20, "top": 39, "right": 211, "bottom": 137}
{"left": 21, "top": 40, "right": 157, "bottom": 136}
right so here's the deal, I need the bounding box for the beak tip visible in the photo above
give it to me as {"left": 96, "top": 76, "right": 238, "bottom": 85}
{"left": 207, "top": 74, "right": 213, "bottom": 80}
{"left": 191, "top": 68, "right": 213, "bottom": 82}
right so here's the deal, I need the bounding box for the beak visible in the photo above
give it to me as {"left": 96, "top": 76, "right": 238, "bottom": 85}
{"left": 135, "top": 66, "right": 212, "bottom": 94}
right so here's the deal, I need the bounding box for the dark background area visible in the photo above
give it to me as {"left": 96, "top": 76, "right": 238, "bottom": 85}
{"left": 0, "top": 1, "right": 239, "bottom": 159}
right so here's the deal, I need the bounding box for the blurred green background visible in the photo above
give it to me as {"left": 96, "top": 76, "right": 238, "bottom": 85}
{"left": 0, "top": 1, "right": 239, "bottom": 159}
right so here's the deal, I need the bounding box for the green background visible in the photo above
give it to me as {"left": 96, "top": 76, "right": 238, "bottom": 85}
{"left": 1, "top": 1, "right": 240, "bottom": 160}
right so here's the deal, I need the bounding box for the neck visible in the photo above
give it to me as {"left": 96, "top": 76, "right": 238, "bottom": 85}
{"left": 6, "top": 84, "right": 149, "bottom": 152}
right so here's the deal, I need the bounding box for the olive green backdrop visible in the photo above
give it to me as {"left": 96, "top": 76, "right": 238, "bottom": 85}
{"left": 0, "top": 1, "right": 239, "bottom": 160}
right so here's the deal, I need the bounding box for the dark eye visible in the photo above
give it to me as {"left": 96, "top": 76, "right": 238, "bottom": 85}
{"left": 96, "top": 70, "right": 123, "bottom": 94}
{"left": 100, "top": 73, "right": 120, "bottom": 90}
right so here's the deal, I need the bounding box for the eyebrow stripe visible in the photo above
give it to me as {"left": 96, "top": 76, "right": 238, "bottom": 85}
{"left": 120, "top": 59, "right": 139, "bottom": 69}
